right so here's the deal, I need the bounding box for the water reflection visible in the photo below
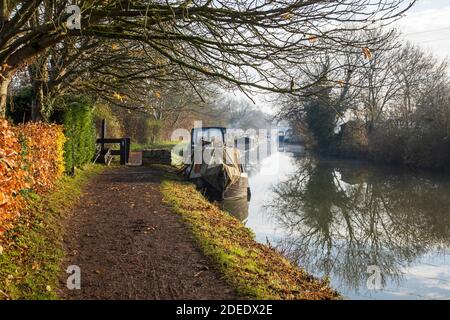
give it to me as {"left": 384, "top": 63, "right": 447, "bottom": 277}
{"left": 222, "top": 196, "right": 249, "bottom": 223}
{"left": 254, "top": 151, "right": 450, "bottom": 299}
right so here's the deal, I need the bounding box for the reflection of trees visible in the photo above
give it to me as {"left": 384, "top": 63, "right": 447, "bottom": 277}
{"left": 265, "top": 157, "right": 450, "bottom": 293}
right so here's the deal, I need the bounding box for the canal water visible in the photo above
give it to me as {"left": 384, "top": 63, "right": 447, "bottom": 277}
{"left": 237, "top": 143, "right": 450, "bottom": 300}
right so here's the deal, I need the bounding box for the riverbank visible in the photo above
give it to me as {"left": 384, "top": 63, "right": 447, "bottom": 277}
{"left": 160, "top": 167, "right": 340, "bottom": 300}
{"left": 329, "top": 124, "right": 450, "bottom": 172}
{"left": 1, "top": 164, "right": 339, "bottom": 300}
{"left": 0, "top": 164, "right": 105, "bottom": 299}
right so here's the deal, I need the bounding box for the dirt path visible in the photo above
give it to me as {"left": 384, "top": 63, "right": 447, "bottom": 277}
{"left": 59, "top": 167, "right": 237, "bottom": 300}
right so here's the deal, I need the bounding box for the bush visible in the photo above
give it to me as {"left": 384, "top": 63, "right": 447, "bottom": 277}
{"left": 368, "top": 125, "right": 408, "bottom": 165}
{"left": 305, "top": 100, "right": 335, "bottom": 152}
{"left": 15, "top": 122, "right": 66, "bottom": 193}
{"left": 56, "top": 98, "right": 96, "bottom": 174}
{"left": 333, "top": 120, "right": 450, "bottom": 170}
{"left": 405, "top": 130, "right": 450, "bottom": 170}
{"left": 1, "top": 120, "right": 65, "bottom": 236}
{"left": 0, "top": 120, "right": 29, "bottom": 233}
{"left": 93, "top": 104, "right": 124, "bottom": 138}
{"left": 146, "top": 118, "right": 163, "bottom": 143}
{"left": 335, "top": 121, "right": 369, "bottom": 158}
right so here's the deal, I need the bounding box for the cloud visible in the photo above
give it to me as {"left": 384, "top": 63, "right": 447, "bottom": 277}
{"left": 397, "top": 3, "right": 450, "bottom": 62}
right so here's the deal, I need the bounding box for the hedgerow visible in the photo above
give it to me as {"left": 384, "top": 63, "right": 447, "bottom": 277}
{"left": 51, "top": 97, "right": 96, "bottom": 174}
{"left": 0, "top": 119, "right": 29, "bottom": 234}
{"left": 0, "top": 120, "right": 65, "bottom": 237}
{"left": 15, "top": 123, "right": 66, "bottom": 193}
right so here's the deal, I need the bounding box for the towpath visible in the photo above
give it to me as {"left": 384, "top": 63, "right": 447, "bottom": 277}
{"left": 59, "top": 166, "right": 237, "bottom": 299}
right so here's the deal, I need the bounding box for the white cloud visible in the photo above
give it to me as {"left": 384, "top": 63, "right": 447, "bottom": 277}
{"left": 397, "top": 2, "right": 450, "bottom": 62}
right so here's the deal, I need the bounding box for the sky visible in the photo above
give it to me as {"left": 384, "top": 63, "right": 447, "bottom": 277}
{"left": 398, "top": 0, "right": 450, "bottom": 62}
{"left": 232, "top": 0, "right": 450, "bottom": 115}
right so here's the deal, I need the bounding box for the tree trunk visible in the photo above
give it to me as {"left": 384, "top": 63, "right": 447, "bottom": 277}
{"left": 29, "top": 56, "right": 49, "bottom": 122}
{"left": 31, "top": 80, "right": 45, "bottom": 122}
{"left": 0, "top": 76, "right": 11, "bottom": 118}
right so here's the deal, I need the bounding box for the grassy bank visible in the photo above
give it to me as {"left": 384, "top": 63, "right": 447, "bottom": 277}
{"left": 0, "top": 164, "right": 105, "bottom": 300}
{"left": 160, "top": 175, "right": 340, "bottom": 300}
{"left": 131, "top": 141, "right": 179, "bottom": 151}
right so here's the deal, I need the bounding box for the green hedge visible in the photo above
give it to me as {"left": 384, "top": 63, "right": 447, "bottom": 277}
{"left": 7, "top": 93, "right": 96, "bottom": 174}
{"left": 55, "top": 98, "right": 96, "bottom": 174}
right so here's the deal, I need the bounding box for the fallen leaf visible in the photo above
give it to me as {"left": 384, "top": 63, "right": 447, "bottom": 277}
{"left": 113, "top": 92, "right": 125, "bottom": 102}
{"left": 307, "top": 35, "right": 318, "bottom": 44}
{"left": 281, "top": 12, "right": 294, "bottom": 20}
{"left": 362, "top": 47, "right": 373, "bottom": 60}
{"left": 0, "top": 192, "right": 7, "bottom": 206}
{"left": 194, "top": 270, "right": 204, "bottom": 277}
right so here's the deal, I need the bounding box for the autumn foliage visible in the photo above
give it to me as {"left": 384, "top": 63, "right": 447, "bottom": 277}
{"left": 0, "top": 120, "right": 29, "bottom": 233}
{"left": 0, "top": 120, "right": 65, "bottom": 236}
{"left": 15, "top": 123, "right": 66, "bottom": 193}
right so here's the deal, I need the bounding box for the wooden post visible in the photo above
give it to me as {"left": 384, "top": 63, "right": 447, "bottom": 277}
{"left": 101, "top": 119, "right": 106, "bottom": 151}
{"left": 125, "top": 138, "right": 131, "bottom": 163}
{"left": 120, "top": 139, "right": 126, "bottom": 165}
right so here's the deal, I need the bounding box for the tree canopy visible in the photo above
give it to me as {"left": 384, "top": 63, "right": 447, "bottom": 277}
{"left": 0, "top": 0, "right": 416, "bottom": 117}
